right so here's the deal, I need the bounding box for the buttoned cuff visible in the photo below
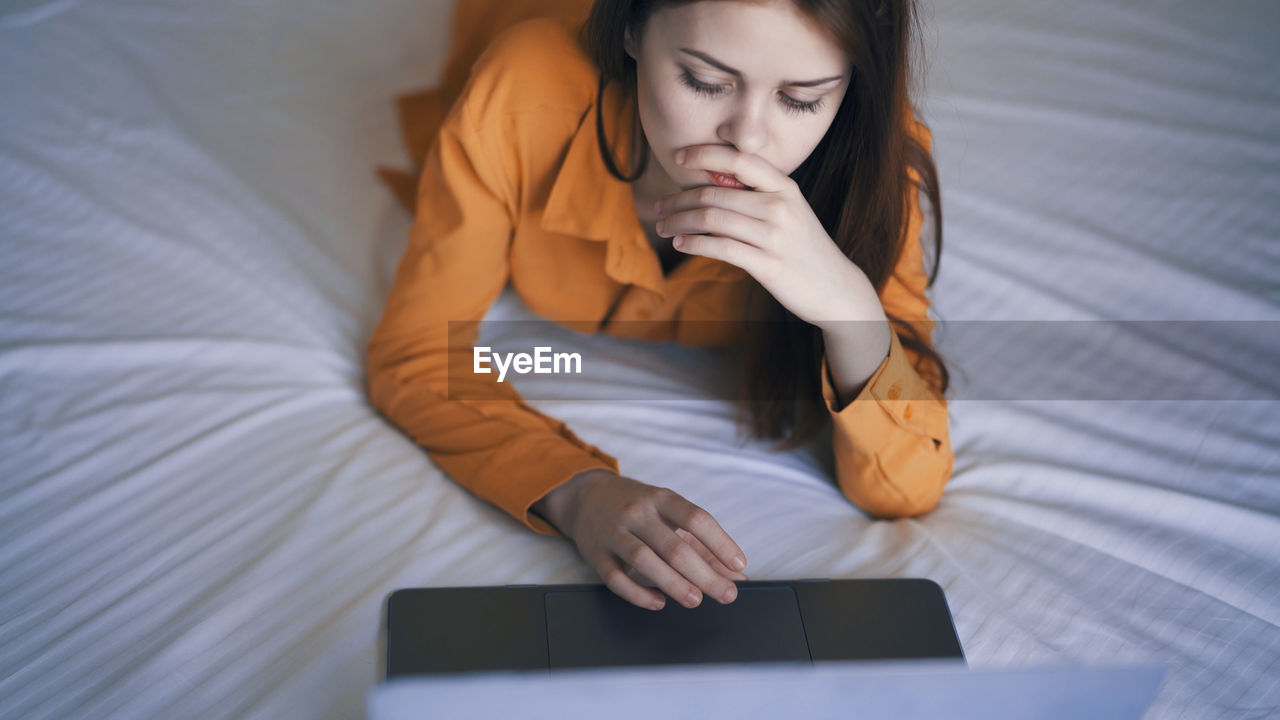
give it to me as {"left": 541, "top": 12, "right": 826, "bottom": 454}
{"left": 821, "top": 330, "right": 947, "bottom": 436}
{"left": 819, "top": 330, "right": 952, "bottom": 516}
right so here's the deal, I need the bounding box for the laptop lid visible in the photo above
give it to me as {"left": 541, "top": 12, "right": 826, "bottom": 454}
{"left": 368, "top": 661, "right": 1166, "bottom": 720}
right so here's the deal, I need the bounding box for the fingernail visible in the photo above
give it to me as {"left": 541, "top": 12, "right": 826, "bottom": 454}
{"left": 675, "top": 149, "right": 686, "bottom": 165}
{"left": 652, "top": 598, "right": 665, "bottom": 611}
{"left": 722, "top": 587, "right": 737, "bottom": 603}
{"left": 653, "top": 200, "right": 662, "bottom": 214}
{"left": 733, "top": 556, "right": 746, "bottom": 571}
{"left": 686, "top": 590, "right": 701, "bottom": 607}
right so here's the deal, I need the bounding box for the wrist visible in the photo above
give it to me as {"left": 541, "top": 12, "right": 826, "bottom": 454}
{"left": 532, "top": 468, "right": 613, "bottom": 535}
{"left": 821, "top": 318, "right": 892, "bottom": 408}
{"left": 810, "top": 261, "right": 883, "bottom": 331}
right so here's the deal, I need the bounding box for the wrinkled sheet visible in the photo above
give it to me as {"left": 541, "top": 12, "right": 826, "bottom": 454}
{"left": 1, "top": 0, "right": 1277, "bottom": 718}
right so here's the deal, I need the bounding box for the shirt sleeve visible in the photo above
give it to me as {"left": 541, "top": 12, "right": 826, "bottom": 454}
{"left": 364, "top": 77, "right": 617, "bottom": 539}
{"left": 818, "top": 115, "right": 954, "bottom": 518}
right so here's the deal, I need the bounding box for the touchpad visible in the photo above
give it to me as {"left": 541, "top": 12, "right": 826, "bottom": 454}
{"left": 544, "top": 586, "right": 811, "bottom": 670}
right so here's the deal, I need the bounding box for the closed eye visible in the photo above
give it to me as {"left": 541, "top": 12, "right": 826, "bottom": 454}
{"left": 678, "top": 70, "right": 826, "bottom": 117}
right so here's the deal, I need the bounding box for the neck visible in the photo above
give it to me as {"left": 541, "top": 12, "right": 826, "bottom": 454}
{"left": 630, "top": 142, "right": 678, "bottom": 212}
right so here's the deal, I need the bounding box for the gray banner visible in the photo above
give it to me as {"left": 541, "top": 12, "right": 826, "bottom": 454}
{"left": 442, "top": 320, "right": 1280, "bottom": 402}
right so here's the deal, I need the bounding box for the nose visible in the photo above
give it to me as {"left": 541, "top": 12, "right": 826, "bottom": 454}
{"left": 717, "top": 99, "right": 767, "bottom": 155}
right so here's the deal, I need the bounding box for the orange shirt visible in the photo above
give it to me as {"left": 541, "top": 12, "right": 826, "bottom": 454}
{"left": 366, "top": 12, "right": 953, "bottom": 538}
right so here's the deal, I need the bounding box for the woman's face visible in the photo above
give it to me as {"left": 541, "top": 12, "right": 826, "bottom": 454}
{"left": 624, "top": 0, "right": 852, "bottom": 197}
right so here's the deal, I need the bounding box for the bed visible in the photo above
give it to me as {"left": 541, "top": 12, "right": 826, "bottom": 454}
{"left": 2, "top": 0, "right": 1277, "bottom": 718}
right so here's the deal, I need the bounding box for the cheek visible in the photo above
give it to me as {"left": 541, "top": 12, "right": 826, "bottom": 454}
{"left": 642, "top": 78, "right": 700, "bottom": 137}
{"left": 782, "top": 119, "right": 840, "bottom": 174}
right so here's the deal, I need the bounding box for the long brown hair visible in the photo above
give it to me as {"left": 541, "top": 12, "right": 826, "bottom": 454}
{"left": 581, "top": 0, "right": 948, "bottom": 451}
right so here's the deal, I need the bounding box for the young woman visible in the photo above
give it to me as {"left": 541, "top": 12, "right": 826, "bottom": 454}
{"left": 367, "top": 0, "right": 952, "bottom": 613}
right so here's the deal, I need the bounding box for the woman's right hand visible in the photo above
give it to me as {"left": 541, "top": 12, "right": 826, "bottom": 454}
{"left": 533, "top": 469, "right": 749, "bottom": 611}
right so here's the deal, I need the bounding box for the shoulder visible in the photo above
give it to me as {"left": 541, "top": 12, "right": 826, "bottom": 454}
{"left": 461, "top": 17, "right": 599, "bottom": 124}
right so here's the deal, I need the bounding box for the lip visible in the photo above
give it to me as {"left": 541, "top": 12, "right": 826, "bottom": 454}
{"left": 707, "top": 171, "right": 752, "bottom": 190}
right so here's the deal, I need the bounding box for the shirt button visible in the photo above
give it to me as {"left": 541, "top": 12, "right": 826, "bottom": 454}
{"left": 887, "top": 384, "right": 902, "bottom": 400}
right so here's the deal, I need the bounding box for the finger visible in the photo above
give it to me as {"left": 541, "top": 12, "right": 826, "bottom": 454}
{"left": 632, "top": 523, "right": 739, "bottom": 606}
{"left": 676, "top": 527, "right": 748, "bottom": 581}
{"left": 626, "top": 565, "right": 658, "bottom": 588}
{"left": 672, "top": 233, "right": 765, "bottom": 277}
{"left": 677, "top": 144, "right": 789, "bottom": 195}
{"left": 656, "top": 185, "right": 768, "bottom": 223}
{"left": 658, "top": 205, "right": 769, "bottom": 249}
{"left": 592, "top": 553, "right": 667, "bottom": 611}
{"left": 657, "top": 494, "right": 748, "bottom": 576}
{"left": 616, "top": 535, "right": 712, "bottom": 609}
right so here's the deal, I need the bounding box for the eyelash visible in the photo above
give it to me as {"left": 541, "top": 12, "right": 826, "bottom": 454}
{"left": 678, "top": 70, "right": 826, "bottom": 116}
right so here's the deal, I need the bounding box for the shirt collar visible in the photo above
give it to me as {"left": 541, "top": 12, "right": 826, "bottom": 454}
{"left": 540, "top": 73, "right": 631, "bottom": 242}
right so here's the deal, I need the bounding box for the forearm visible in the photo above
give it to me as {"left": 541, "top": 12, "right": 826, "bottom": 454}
{"left": 818, "top": 293, "right": 893, "bottom": 409}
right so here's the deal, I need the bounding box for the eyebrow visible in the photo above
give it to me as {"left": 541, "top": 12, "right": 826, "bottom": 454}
{"left": 678, "top": 48, "right": 844, "bottom": 88}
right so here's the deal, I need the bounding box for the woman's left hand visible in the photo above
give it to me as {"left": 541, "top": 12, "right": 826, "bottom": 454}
{"left": 655, "top": 144, "right": 882, "bottom": 328}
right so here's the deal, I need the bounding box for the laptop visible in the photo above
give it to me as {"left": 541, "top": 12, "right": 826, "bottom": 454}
{"left": 384, "top": 578, "right": 964, "bottom": 677}
{"left": 369, "top": 660, "right": 1167, "bottom": 720}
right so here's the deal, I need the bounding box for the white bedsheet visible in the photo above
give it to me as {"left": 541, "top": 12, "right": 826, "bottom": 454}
{"left": 2, "top": 1, "right": 1277, "bottom": 719}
